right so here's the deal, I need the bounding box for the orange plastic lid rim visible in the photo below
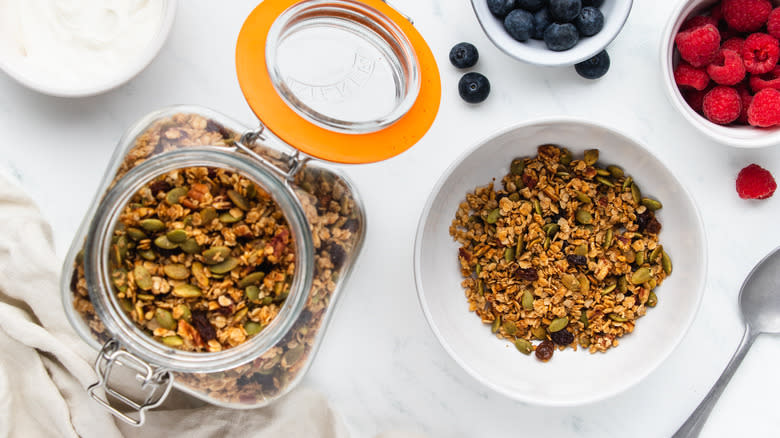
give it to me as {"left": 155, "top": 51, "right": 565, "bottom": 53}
{"left": 236, "top": 0, "right": 441, "bottom": 164}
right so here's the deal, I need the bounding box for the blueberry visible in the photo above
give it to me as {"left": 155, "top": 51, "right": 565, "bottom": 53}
{"left": 575, "top": 6, "right": 604, "bottom": 36}
{"left": 504, "top": 9, "right": 534, "bottom": 42}
{"left": 458, "top": 72, "right": 490, "bottom": 103}
{"left": 517, "top": 0, "right": 548, "bottom": 12}
{"left": 575, "top": 50, "right": 610, "bottom": 79}
{"left": 487, "top": 0, "right": 516, "bottom": 18}
{"left": 532, "top": 8, "right": 551, "bottom": 40}
{"left": 549, "top": 0, "right": 582, "bottom": 23}
{"left": 544, "top": 23, "right": 579, "bottom": 51}
{"left": 582, "top": 0, "right": 604, "bottom": 7}
{"left": 449, "top": 42, "right": 479, "bottom": 69}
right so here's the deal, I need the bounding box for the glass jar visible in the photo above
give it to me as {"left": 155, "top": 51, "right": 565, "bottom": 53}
{"left": 59, "top": 0, "right": 440, "bottom": 426}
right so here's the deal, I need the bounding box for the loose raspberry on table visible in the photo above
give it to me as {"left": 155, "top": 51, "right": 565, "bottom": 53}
{"left": 675, "top": 62, "right": 711, "bottom": 90}
{"left": 675, "top": 24, "right": 722, "bottom": 67}
{"left": 702, "top": 86, "right": 742, "bottom": 124}
{"left": 684, "top": 87, "right": 710, "bottom": 113}
{"left": 721, "top": 37, "right": 745, "bottom": 54}
{"left": 742, "top": 33, "right": 780, "bottom": 74}
{"left": 769, "top": 8, "right": 780, "bottom": 39}
{"left": 707, "top": 49, "right": 746, "bottom": 85}
{"left": 681, "top": 15, "right": 719, "bottom": 31}
{"left": 736, "top": 164, "right": 777, "bottom": 200}
{"left": 736, "top": 85, "right": 753, "bottom": 124}
{"left": 722, "top": 0, "right": 772, "bottom": 32}
{"left": 747, "top": 88, "right": 780, "bottom": 126}
{"left": 749, "top": 66, "right": 780, "bottom": 92}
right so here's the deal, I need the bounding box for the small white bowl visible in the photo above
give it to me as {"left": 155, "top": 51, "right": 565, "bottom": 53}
{"left": 0, "top": 0, "right": 177, "bottom": 98}
{"left": 471, "top": 0, "right": 633, "bottom": 67}
{"left": 661, "top": 0, "right": 780, "bottom": 148}
{"left": 414, "top": 118, "right": 707, "bottom": 406}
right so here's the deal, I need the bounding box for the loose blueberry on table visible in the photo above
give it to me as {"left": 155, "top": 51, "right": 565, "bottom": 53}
{"left": 458, "top": 72, "right": 491, "bottom": 103}
{"left": 449, "top": 42, "right": 479, "bottom": 68}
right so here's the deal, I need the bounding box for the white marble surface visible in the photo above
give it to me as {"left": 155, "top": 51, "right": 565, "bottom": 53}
{"left": 1, "top": 0, "right": 780, "bottom": 436}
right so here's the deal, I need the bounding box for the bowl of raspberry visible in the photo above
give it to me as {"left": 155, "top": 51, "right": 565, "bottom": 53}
{"left": 662, "top": 0, "right": 780, "bottom": 147}
{"left": 472, "top": 0, "right": 633, "bottom": 67}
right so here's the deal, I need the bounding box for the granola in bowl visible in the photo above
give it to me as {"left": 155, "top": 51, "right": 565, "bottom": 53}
{"left": 450, "top": 144, "right": 673, "bottom": 361}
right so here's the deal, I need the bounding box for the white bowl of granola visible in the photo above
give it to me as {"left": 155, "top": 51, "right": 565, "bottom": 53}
{"left": 414, "top": 118, "right": 706, "bottom": 406}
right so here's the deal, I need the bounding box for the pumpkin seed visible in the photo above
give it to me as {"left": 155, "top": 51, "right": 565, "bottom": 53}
{"left": 516, "top": 235, "right": 525, "bottom": 256}
{"left": 191, "top": 261, "right": 208, "bottom": 285}
{"left": 662, "top": 251, "right": 673, "bottom": 275}
{"left": 155, "top": 308, "right": 176, "bottom": 330}
{"left": 166, "top": 229, "right": 187, "bottom": 243}
{"left": 227, "top": 189, "right": 249, "bottom": 210}
{"left": 504, "top": 247, "right": 515, "bottom": 262}
{"left": 180, "top": 238, "right": 201, "bottom": 254}
{"left": 491, "top": 316, "right": 501, "bottom": 333}
{"left": 485, "top": 208, "right": 500, "bottom": 224}
{"left": 244, "top": 321, "right": 264, "bottom": 336}
{"left": 596, "top": 168, "right": 611, "bottom": 177}
{"left": 596, "top": 176, "right": 615, "bottom": 187}
{"left": 477, "top": 279, "right": 484, "bottom": 295}
{"left": 631, "top": 183, "right": 641, "bottom": 204}
{"left": 119, "top": 299, "right": 133, "bottom": 313}
{"left": 111, "top": 268, "right": 127, "bottom": 289}
{"left": 647, "top": 291, "right": 658, "bottom": 307}
{"left": 521, "top": 290, "right": 534, "bottom": 310}
{"left": 584, "top": 149, "right": 599, "bottom": 166}
{"left": 576, "top": 209, "right": 593, "bottom": 225}
{"left": 202, "top": 246, "right": 231, "bottom": 265}
{"left": 543, "top": 223, "right": 559, "bottom": 236}
{"left": 602, "top": 283, "right": 617, "bottom": 295}
{"left": 560, "top": 148, "right": 573, "bottom": 165}
{"left": 641, "top": 198, "right": 663, "bottom": 211}
{"left": 533, "top": 200, "right": 542, "bottom": 216}
{"left": 137, "top": 294, "right": 154, "bottom": 301}
{"left": 608, "top": 313, "right": 627, "bottom": 322}
{"left": 262, "top": 296, "right": 274, "bottom": 305}
{"left": 238, "top": 272, "right": 266, "bottom": 288}
{"left": 543, "top": 237, "right": 550, "bottom": 250}
{"left": 649, "top": 245, "right": 663, "bottom": 264}
{"left": 245, "top": 285, "right": 260, "bottom": 301}
{"left": 200, "top": 207, "right": 218, "bottom": 224}
{"left": 607, "top": 165, "right": 624, "bottom": 178}
{"left": 154, "top": 235, "right": 178, "bottom": 250}
{"left": 631, "top": 267, "right": 652, "bottom": 285}
{"left": 219, "top": 210, "right": 244, "bottom": 224}
{"left": 575, "top": 243, "right": 588, "bottom": 256}
{"left": 209, "top": 257, "right": 240, "bottom": 274}
{"left": 139, "top": 218, "right": 165, "bottom": 233}
{"left": 576, "top": 192, "right": 592, "bottom": 204}
{"left": 126, "top": 227, "right": 147, "bottom": 241}
{"left": 648, "top": 278, "right": 657, "bottom": 290}
{"left": 134, "top": 265, "right": 152, "bottom": 291}
{"left": 175, "top": 304, "right": 191, "bottom": 322}
{"left": 172, "top": 283, "right": 202, "bottom": 298}
{"left": 514, "top": 339, "right": 533, "bottom": 355}
{"left": 502, "top": 320, "right": 517, "bottom": 336}
{"left": 509, "top": 192, "right": 521, "bottom": 202}
{"left": 579, "top": 312, "right": 589, "bottom": 329}
{"left": 622, "top": 176, "right": 633, "bottom": 190}
{"left": 139, "top": 249, "right": 156, "bottom": 261}
{"left": 283, "top": 345, "right": 306, "bottom": 367}
{"left": 475, "top": 263, "right": 482, "bottom": 277}
{"left": 111, "top": 244, "right": 123, "bottom": 266}
{"left": 163, "top": 264, "right": 189, "bottom": 280}
{"left": 562, "top": 274, "right": 580, "bottom": 291}
{"left": 162, "top": 336, "right": 183, "bottom": 347}
{"left": 617, "top": 276, "right": 628, "bottom": 293}
{"left": 165, "top": 187, "right": 188, "bottom": 205}
{"left": 604, "top": 228, "right": 614, "bottom": 248}
{"left": 579, "top": 334, "right": 591, "bottom": 347}
{"left": 548, "top": 317, "right": 569, "bottom": 333}
{"left": 510, "top": 158, "right": 525, "bottom": 176}
{"left": 578, "top": 273, "right": 590, "bottom": 291}
{"left": 635, "top": 251, "right": 646, "bottom": 266}
{"left": 532, "top": 326, "right": 547, "bottom": 340}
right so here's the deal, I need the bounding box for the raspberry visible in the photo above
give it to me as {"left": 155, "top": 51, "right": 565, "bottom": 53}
{"left": 681, "top": 15, "right": 719, "bottom": 31}
{"left": 736, "top": 85, "right": 753, "bottom": 124}
{"left": 747, "top": 88, "right": 780, "bottom": 126}
{"left": 749, "top": 66, "right": 780, "bottom": 92}
{"left": 722, "top": 0, "right": 772, "bottom": 32}
{"left": 721, "top": 37, "right": 745, "bottom": 54}
{"left": 707, "top": 49, "right": 746, "bottom": 85}
{"left": 684, "top": 87, "right": 710, "bottom": 113}
{"left": 736, "top": 164, "right": 777, "bottom": 200}
{"left": 675, "top": 24, "right": 721, "bottom": 67}
{"left": 742, "top": 33, "right": 780, "bottom": 74}
{"left": 675, "top": 62, "right": 711, "bottom": 90}
{"left": 768, "top": 8, "right": 780, "bottom": 39}
{"left": 702, "top": 86, "right": 742, "bottom": 124}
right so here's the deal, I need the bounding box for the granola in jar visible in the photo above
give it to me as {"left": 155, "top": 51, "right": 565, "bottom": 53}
{"left": 450, "top": 145, "right": 673, "bottom": 361}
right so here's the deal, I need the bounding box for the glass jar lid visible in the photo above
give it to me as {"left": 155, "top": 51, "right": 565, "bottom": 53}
{"left": 236, "top": 0, "right": 441, "bottom": 164}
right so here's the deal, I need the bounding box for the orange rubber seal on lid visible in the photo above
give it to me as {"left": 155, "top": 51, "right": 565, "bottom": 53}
{"left": 236, "top": 0, "right": 441, "bottom": 164}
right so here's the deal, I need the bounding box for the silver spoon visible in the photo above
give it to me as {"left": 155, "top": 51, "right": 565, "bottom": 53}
{"left": 674, "top": 246, "right": 780, "bottom": 437}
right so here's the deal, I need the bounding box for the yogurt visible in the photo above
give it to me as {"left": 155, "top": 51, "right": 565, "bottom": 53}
{"left": 0, "top": 0, "right": 165, "bottom": 90}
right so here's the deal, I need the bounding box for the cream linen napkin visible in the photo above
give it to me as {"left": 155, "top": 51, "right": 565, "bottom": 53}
{"left": 0, "top": 169, "right": 422, "bottom": 438}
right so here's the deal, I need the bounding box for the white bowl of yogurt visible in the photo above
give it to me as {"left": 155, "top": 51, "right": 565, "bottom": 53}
{"left": 0, "top": 0, "right": 177, "bottom": 97}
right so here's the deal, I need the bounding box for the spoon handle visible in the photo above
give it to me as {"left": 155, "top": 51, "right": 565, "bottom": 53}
{"left": 672, "top": 328, "right": 758, "bottom": 438}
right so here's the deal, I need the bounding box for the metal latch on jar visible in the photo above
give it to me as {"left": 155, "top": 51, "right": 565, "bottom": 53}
{"left": 381, "top": 0, "right": 413, "bottom": 24}
{"left": 87, "top": 339, "right": 174, "bottom": 426}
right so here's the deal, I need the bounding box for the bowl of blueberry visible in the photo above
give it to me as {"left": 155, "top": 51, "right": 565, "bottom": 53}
{"left": 472, "top": 0, "right": 633, "bottom": 67}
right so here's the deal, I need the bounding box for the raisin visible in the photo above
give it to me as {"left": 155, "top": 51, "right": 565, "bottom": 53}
{"left": 206, "top": 120, "right": 233, "bottom": 139}
{"left": 566, "top": 254, "right": 587, "bottom": 266}
{"left": 342, "top": 218, "right": 359, "bottom": 232}
{"left": 535, "top": 340, "right": 555, "bottom": 362}
{"left": 459, "top": 247, "right": 472, "bottom": 263}
{"left": 191, "top": 311, "right": 217, "bottom": 341}
{"left": 70, "top": 269, "right": 79, "bottom": 292}
{"left": 550, "top": 329, "right": 574, "bottom": 346}
{"left": 148, "top": 180, "right": 171, "bottom": 195}
{"left": 645, "top": 217, "right": 662, "bottom": 234}
{"left": 522, "top": 173, "right": 538, "bottom": 189}
{"left": 636, "top": 210, "right": 663, "bottom": 233}
{"left": 496, "top": 193, "right": 508, "bottom": 202}
{"left": 548, "top": 213, "right": 563, "bottom": 223}
{"left": 514, "top": 267, "right": 539, "bottom": 282}
{"left": 327, "top": 243, "right": 347, "bottom": 270}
